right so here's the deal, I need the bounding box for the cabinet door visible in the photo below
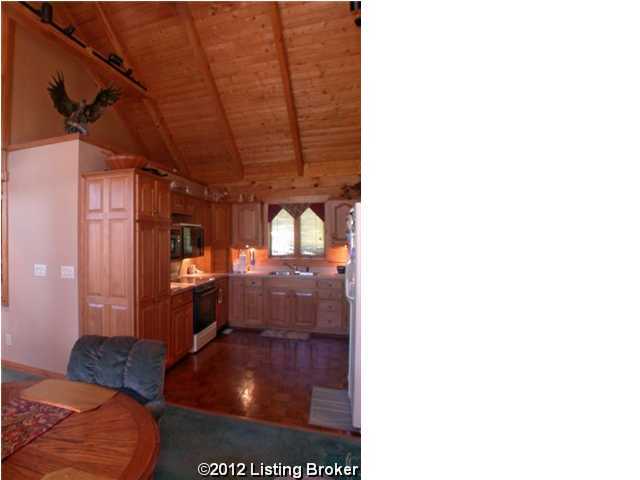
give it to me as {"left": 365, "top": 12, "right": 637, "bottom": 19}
{"left": 156, "top": 181, "right": 171, "bottom": 221}
{"left": 136, "top": 221, "right": 156, "bottom": 304}
{"left": 292, "top": 290, "right": 317, "bottom": 329}
{"left": 232, "top": 203, "right": 262, "bottom": 247}
{"left": 171, "top": 193, "right": 186, "bottom": 215}
{"left": 229, "top": 278, "right": 244, "bottom": 326}
{"left": 212, "top": 203, "right": 231, "bottom": 246}
{"left": 136, "top": 175, "right": 156, "bottom": 220}
{"left": 266, "top": 288, "right": 291, "bottom": 328}
{"left": 156, "top": 226, "right": 171, "bottom": 298}
{"left": 172, "top": 302, "right": 193, "bottom": 362}
{"left": 243, "top": 287, "right": 264, "bottom": 327}
{"left": 156, "top": 296, "right": 172, "bottom": 365}
{"left": 217, "top": 277, "right": 229, "bottom": 328}
{"left": 327, "top": 200, "right": 355, "bottom": 244}
{"left": 138, "top": 302, "right": 161, "bottom": 341}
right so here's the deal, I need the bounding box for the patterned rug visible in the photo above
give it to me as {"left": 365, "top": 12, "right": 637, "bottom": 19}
{"left": 260, "top": 329, "right": 311, "bottom": 340}
{"left": 2, "top": 396, "right": 72, "bottom": 459}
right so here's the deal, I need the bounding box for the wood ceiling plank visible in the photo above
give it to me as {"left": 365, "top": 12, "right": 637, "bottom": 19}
{"left": 2, "top": 2, "right": 148, "bottom": 99}
{"left": 92, "top": 2, "right": 190, "bottom": 176}
{"left": 269, "top": 2, "right": 304, "bottom": 177}
{"left": 51, "top": 3, "right": 154, "bottom": 161}
{"left": 174, "top": 2, "right": 244, "bottom": 180}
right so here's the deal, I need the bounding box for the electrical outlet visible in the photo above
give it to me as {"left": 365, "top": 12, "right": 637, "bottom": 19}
{"left": 5, "top": 334, "right": 12, "bottom": 346}
{"left": 61, "top": 266, "right": 75, "bottom": 279}
{"left": 34, "top": 264, "right": 47, "bottom": 277}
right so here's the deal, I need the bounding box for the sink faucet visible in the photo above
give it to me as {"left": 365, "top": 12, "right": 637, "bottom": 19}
{"left": 284, "top": 262, "right": 297, "bottom": 273}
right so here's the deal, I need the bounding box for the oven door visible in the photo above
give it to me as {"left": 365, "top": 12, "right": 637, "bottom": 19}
{"left": 182, "top": 225, "right": 204, "bottom": 258}
{"left": 193, "top": 285, "right": 217, "bottom": 334}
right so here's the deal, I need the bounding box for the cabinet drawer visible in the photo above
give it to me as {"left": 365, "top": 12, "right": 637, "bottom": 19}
{"left": 318, "top": 289, "right": 343, "bottom": 300}
{"left": 266, "top": 277, "right": 316, "bottom": 289}
{"left": 171, "top": 290, "right": 193, "bottom": 309}
{"left": 317, "top": 311, "right": 342, "bottom": 330}
{"left": 317, "top": 279, "right": 343, "bottom": 290}
{"left": 318, "top": 300, "right": 341, "bottom": 313}
{"left": 243, "top": 277, "right": 263, "bottom": 288}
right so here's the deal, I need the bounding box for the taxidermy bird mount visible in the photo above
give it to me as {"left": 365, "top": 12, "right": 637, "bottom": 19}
{"left": 48, "top": 72, "right": 121, "bottom": 135}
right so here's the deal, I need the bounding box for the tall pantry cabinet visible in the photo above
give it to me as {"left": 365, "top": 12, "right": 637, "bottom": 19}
{"left": 79, "top": 169, "right": 171, "bottom": 342}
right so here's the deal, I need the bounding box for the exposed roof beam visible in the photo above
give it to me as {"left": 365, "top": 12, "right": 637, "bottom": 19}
{"left": 3, "top": 2, "right": 147, "bottom": 98}
{"left": 92, "top": 2, "right": 190, "bottom": 176}
{"left": 269, "top": 2, "right": 304, "bottom": 176}
{"left": 174, "top": 3, "right": 244, "bottom": 180}
{"left": 55, "top": 3, "right": 153, "bottom": 161}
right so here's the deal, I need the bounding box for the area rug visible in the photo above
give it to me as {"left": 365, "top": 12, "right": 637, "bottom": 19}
{"left": 260, "top": 329, "right": 311, "bottom": 340}
{"left": 2, "top": 397, "right": 72, "bottom": 459}
{"left": 2, "top": 369, "right": 360, "bottom": 479}
{"left": 309, "top": 387, "right": 357, "bottom": 433}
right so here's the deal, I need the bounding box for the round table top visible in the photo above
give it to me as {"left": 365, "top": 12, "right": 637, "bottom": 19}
{"left": 2, "top": 381, "right": 159, "bottom": 480}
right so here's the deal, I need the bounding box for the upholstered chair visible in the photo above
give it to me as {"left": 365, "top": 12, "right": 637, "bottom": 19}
{"left": 66, "top": 335, "right": 166, "bottom": 420}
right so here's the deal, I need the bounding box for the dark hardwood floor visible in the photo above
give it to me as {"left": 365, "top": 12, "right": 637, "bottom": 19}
{"left": 164, "top": 329, "right": 352, "bottom": 434}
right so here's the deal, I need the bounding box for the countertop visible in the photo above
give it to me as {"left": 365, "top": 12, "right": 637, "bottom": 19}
{"left": 170, "top": 271, "right": 345, "bottom": 295}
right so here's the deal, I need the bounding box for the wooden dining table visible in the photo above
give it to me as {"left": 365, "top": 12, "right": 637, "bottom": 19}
{"left": 2, "top": 381, "right": 160, "bottom": 480}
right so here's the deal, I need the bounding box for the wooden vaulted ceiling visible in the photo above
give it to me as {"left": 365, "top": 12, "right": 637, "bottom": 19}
{"left": 33, "top": 1, "right": 361, "bottom": 191}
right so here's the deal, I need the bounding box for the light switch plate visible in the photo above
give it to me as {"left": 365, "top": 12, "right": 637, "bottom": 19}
{"left": 34, "top": 264, "right": 47, "bottom": 277}
{"left": 61, "top": 266, "right": 75, "bottom": 279}
{"left": 5, "top": 334, "right": 12, "bottom": 346}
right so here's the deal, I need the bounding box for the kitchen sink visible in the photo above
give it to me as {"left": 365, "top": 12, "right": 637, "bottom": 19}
{"left": 269, "top": 270, "right": 317, "bottom": 276}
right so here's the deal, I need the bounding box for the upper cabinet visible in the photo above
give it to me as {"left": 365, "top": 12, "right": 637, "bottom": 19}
{"left": 171, "top": 192, "right": 196, "bottom": 216}
{"left": 325, "top": 200, "right": 356, "bottom": 245}
{"left": 136, "top": 175, "right": 171, "bottom": 222}
{"left": 232, "top": 202, "right": 263, "bottom": 247}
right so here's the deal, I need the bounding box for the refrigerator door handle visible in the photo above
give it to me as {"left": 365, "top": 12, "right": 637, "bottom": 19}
{"left": 345, "top": 259, "right": 355, "bottom": 302}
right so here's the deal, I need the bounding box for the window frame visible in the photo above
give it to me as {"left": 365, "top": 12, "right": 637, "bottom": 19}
{"left": 267, "top": 203, "right": 326, "bottom": 260}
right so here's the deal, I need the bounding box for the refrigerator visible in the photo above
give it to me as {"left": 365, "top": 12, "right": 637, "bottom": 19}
{"left": 346, "top": 202, "right": 361, "bottom": 429}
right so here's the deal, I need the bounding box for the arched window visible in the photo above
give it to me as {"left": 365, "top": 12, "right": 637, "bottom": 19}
{"left": 268, "top": 203, "right": 325, "bottom": 257}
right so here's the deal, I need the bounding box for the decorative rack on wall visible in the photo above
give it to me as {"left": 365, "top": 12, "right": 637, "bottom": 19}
{"left": 18, "top": 1, "right": 147, "bottom": 92}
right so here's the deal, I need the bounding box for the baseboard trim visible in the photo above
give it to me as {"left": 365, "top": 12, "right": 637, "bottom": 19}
{"left": 1, "top": 359, "right": 65, "bottom": 379}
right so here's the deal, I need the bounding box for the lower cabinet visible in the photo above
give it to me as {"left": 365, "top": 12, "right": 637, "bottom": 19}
{"left": 229, "top": 278, "right": 244, "bottom": 326}
{"left": 265, "top": 288, "right": 291, "bottom": 328}
{"left": 292, "top": 290, "right": 317, "bottom": 329}
{"left": 243, "top": 287, "right": 264, "bottom": 327}
{"left": 168, "top": 291, "right": 194, "bottom": 367}
{"left": 171, "top": 302, "right": 193, "bottom": 364}
{"left": 233, "top": 277, "right": 346, "bottom": 335}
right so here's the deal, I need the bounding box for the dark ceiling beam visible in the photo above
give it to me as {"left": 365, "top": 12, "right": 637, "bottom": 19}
{"left": 175, "top": 3, "right": 244, "bottom": 181}
{"left": 269, "top": 2, "right": 304, "bottom": 176}
{"left": 92, "top": 2, "right": 190, "bottom": 176}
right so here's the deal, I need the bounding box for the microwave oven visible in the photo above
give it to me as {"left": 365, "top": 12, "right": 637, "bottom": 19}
{"left": 180, "top": 224, "right": 204, "bottom": 259}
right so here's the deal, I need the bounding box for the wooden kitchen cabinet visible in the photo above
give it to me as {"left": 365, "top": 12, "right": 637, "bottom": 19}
{"left": 171, "top": 192, "right": 196, "bottom": 216}
{"left": 265, "top": 287, "right": 290, "bottom": 328}
{"left": 229, "top": 277, "right": 244, "bottom": 326}
{"left": 243, "top": 287, "right": 264, "bottom": 327}
{"left": 232, "top": 202, "right": 263, "bottom": 247}
{"left": 326, "top": 200, "right": 356, "bottom": 245}
{"left": 137, "top": 175, "right": 171, "bottom": 222}
{"left": 80, "top": 169, "right": 173, "bottom": 346}
{"left": 292, "top": 290, "right": 317, "bottom": 329}
{"left": 217, "top": 277, "right": 229, "bottom": 328}
{"left": 171, "top": 302, "right": 193, "bottom": 365}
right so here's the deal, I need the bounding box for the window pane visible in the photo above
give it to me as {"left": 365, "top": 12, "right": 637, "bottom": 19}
{"left": 300, "top": 208, "right": 324, "bottom": 256}
{"left": 270, "top": 209, "right": 294, "bottom": 256}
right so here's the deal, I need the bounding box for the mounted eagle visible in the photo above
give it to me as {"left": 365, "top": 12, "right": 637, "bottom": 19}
{"left": 48, "top": 72, "right": 121, "bottom": 135}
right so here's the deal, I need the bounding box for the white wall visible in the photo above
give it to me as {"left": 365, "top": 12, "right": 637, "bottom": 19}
{"left": 1, "top": 139, "right": 107, "bottom": 373}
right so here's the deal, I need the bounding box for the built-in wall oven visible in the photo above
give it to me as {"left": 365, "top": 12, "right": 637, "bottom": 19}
{"left": 190, "top": 280, "right": 218, "bottom": 353}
